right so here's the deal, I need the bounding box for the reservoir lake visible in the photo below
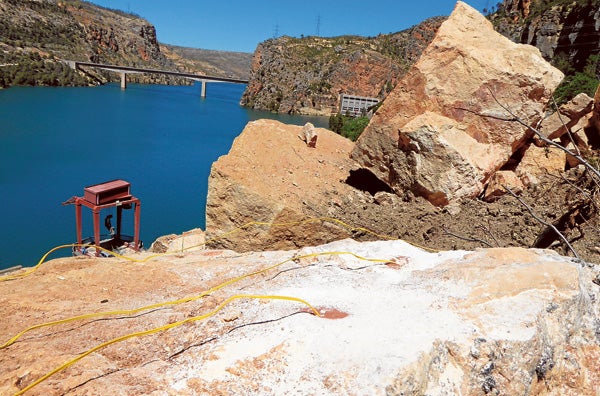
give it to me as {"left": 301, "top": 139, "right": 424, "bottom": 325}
{"left": 0, "top": 83, "right": 328, "bottom": 270}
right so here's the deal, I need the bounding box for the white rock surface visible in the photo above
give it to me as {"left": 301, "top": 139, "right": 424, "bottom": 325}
{"left": 2, "top": 239, "right": 598, "bottom": 395}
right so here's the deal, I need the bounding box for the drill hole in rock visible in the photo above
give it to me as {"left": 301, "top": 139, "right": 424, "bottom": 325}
{"left": 301, "top": 306, "right": 349, "bottom": 319}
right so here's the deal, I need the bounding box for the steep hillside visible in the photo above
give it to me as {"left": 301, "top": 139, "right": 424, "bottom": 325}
{"left": 161, "top": 44, "right": 252, "bottom": 80}
{"left": 0, "top": 0, "right": 251, "bottom": 87}
{"left": 0, "top": 0, "right": 172, "bottom": 86}
{"left": 240, "top": 17, "right": 445, "bottom": 116}
{"left": 493, "top": 0, "right": 600, "bottom": 69}
{"left": 241, "top": 1, "right": 600, "bottom": 116}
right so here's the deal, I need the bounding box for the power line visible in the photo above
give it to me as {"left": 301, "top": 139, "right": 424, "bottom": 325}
{"left": 316, "top": 15, "right": 321, "bottom": 37}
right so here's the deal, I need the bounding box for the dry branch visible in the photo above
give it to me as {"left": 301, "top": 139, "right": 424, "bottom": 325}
{"left": 442, "top": 226, "right": 494, "bottom": 248}
{"left": 487, "top": 90, "right": 600, "bottom": 181}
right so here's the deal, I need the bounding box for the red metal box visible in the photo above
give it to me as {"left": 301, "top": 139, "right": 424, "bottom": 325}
{"left": 84, "top": 179, "right": 131, "bottom": 205}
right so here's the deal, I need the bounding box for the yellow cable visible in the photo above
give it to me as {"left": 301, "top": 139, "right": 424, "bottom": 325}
{"left": 12, "top": 294, "right": 319, "bottom": 396}
{"left": 1, "top": 251, "right": 387, "bottom": 349}
{"left": 202, "top": 217, "right": 397, "bottom": 246}
{"left": 0, "top": 244, "right": 76, "bottom": 282}
{"left": 1, "top": 216, "right": 430, "bottom": 283}
{"left": 0, "top": 217, "right": 436, "bottom": 394}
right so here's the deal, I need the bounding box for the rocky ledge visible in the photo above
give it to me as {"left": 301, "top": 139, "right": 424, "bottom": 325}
{"left": 1, "top": 241, "right": 599, "bottom": 395}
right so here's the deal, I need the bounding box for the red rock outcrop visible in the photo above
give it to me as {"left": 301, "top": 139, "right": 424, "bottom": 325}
{"left": 1, "top": 242, "right": 598, "bottom": 395}
{"left": 351, "top": 1, "right": 564, "bottom": 206}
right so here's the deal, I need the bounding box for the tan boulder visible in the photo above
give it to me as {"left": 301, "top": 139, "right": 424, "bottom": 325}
{"left": 555, "top": 113, "right": 592, "bottom": 167}
{"left": 565, "top": 142, "right": 582, "bottom": 168}
{"left": 537, "top": 93, "right": 593, "bottom": 142}
{"left": 150, "top": 228, "right": 206, "bottom": 253}
{"left": 560, "top": 92, "right": 594, "bottom": 118}
{"left": 205, "top": 119, "right": 356, "bottom": 251}
{"left": 351, "top": 1, "right": 563, "bottom": 206}
{"left": 516, "top": 144, "right": 566, "bottom": 186}
{"left": 483, "top": 170, "right": 524, "bottom": 202}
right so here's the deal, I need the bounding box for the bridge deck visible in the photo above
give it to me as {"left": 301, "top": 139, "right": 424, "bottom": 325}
{"left": 71, "top": 61, "right": 249, "bottom": 84}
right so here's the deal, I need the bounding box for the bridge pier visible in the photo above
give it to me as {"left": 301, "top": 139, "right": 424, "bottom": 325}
{"left": 200, "top": 80, "right": 206, "bottom": 98}
{"left": 120, "top": 72, "right": 127, "bottom": 90}
{"left": 65, "top": 60, "right": 77, "bottom": 70}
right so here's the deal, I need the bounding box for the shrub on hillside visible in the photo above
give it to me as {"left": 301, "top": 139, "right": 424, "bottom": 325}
{"left": 0, "top": 52, "right": 89, "bottom": 88}
{"left": 553, "top": 54, "right": 600, "bottom": 105}
{"left": 329, "top": 113, "right": 370, "bottom": 141}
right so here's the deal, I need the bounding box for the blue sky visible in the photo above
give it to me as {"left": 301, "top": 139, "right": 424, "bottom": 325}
{"left": 88, "top": 0, "right": 493, "bottom": 53}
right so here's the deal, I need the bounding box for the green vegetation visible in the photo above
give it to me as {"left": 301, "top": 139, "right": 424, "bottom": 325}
{"left": 492, "top": 0, "right": 600, "bottom": 19}
{"left": 376, "top": 35, "right": 410, "bottom": 65}
{"left": 553, "top": 54, "right": 600, "bottom": 105}
{"left": 307, "top": 79, "right": 332, "bottom": 94}
{"left": 0, "top": 0, "right": 85, "bottom": 51}
{"left": 528, "top": 0, "right": 600, "bottom": 18}
{"left": 0, "top": 52, "right": 88, "bottom": 88}
{"left": 329, "top": 114, "right": 370, "bottom": 141}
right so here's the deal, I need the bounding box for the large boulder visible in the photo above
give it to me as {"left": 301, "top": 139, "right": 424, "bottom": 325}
{"left": 149, "top": 229, "right": 206, "bottom": 253}
{"left": 516, "top": 144, "right": 566, "bottom": 186}
{"left": 351, "top": 1, "right": 564, "bottom": 206}
{"left": 537, "top": 93, "right": 593, "bottom": 142}
{"left": 2, "top": 242, "right": 598, "bottom": 395}
{"left": 205, "top": 119, "right": 357, "bottom": 251}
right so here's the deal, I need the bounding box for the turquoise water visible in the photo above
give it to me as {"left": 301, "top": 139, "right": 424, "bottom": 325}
{"left": 0, "top": 83, "right": 328, "bottom": 269}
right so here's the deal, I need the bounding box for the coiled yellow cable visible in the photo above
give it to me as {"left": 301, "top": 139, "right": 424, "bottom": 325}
{"left": 12, "top": 294, "right": 320, "bottom": 396}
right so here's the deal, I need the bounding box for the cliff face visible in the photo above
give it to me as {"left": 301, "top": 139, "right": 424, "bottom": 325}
{"left": 241, "top": 1, "right": 600, "bottom": 116}
{"left": 0, "top": 0, "right": 169, "bottom": 67}
{"left": 493, "top": 0, "right": 600, "bottom": 72}
{"left": 160, "top": 45, "right": 252, "bottom": 80}
{"left": 240, "top": 17, "right": 444, "bottom": 115}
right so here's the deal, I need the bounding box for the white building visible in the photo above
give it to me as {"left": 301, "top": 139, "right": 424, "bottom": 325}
{"left": 339, "top": 94, "right": 379, "bottom": 117}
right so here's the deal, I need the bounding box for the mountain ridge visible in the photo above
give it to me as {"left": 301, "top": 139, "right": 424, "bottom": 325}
{"left": 240, "top": 17, "right": 445, "bottom": 115}
{"left": 0, "top": 0, "right": 251, "bottom": 87}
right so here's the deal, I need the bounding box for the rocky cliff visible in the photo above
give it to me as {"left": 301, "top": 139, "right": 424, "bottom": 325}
{"left": 1, "top": 241, "right": 599, "bottom": 395}
{"left": 0, "top": 0, "right": 173, "bottom": 85}
{"left": 493, "top": 0, "right": 600, "bottom": 72}
{"left": 0, "top": 0, "right": 251, "bottom": 87}
{"left": 240, "top": 17, "right": 444, "bottom": 115}
{"left": 241, "top": 0, "right": 600, "bottom": 116}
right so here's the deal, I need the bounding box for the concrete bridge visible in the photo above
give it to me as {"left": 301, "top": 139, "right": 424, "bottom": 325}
{"left": 65, "top": 60, "right": 249, "bottom": 97}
